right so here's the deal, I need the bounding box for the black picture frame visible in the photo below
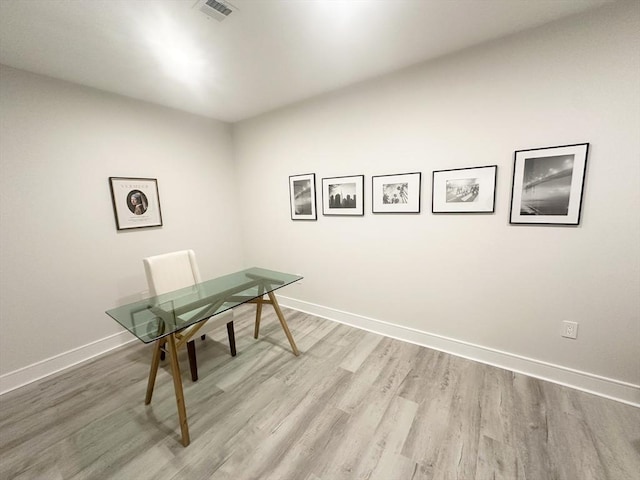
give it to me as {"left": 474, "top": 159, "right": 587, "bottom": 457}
{"left": 109, "top": 177, "right": 163, "bottom": 230}
{"left": 289, "top": 173, "right": 317, "bottom": 220}
{"left": 432, "top": 165, "right": 497, "bottom": 213}
{"left": 372, "top": 172, "right": 421, "bottom": 214}
{"left": 321, "top": 175, "right": 364, "bottom": 216}
{"left": 509, "top": 143, "right": 589, "bottom": 225}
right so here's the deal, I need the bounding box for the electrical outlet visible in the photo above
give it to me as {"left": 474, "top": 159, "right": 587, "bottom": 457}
{"left": 562, "top": 321, "right": 578, "bottom": 339}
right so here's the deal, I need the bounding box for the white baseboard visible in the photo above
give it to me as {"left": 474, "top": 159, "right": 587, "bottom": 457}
{"left": 279, "top": 296, "right": 640, "bottom": 408}
{"left": 2, "top": 300, "right": 638, "bottom": 407}
{"left": 0, "top": 331, "right": 135, "bottom": 396}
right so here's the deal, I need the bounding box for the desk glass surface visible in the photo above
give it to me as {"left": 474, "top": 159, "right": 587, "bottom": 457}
{"left": 106, "top": 267, "right": 302, "bottom": 343}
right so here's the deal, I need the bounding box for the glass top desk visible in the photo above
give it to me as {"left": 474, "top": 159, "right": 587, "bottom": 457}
{"left": 106, "top": 267, "right": 302, "bottom": 446}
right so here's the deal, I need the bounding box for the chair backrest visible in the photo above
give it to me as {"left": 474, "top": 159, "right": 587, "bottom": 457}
{"left": 143, "top": 250, "right": 202, "bottom": 296}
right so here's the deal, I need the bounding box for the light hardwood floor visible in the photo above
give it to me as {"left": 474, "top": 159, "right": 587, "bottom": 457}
{"left": 1, "top": 305, "right": 639, "bottom": 480}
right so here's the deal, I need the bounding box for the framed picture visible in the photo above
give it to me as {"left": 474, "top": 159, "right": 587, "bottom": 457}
{"left": 510, "top": 143, "right": 589, "bottom": 225}
{"left": 109, "top": 177, "right": 163, "bottom": 230}
{"left": 289, "top": 173, "right": 317, "bottom": 220}
{"left": 372, "top": 172, "right": 421, "bottom": 213}
{"left": 432, "top": 165, "right": 497, "bottom": 213}
{"left": 321, "top": 175, "right": 364, "bottom": 216}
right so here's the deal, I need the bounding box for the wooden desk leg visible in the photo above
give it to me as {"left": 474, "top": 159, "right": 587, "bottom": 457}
{"left": 166, "top": 333, "right": 190, "bottom": 447}
{"left": 254, "top": 292, "right": 264, "bottom": 339}
{"left": 145, "top": 338, "right": 164, "bottom": 405}
{"left": 267, "top": 291, "right": 300, "bottom": 356}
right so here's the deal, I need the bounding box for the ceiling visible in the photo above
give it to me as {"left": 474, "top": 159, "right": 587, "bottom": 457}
{"left": 0, "top": 0, "right": 612, "bottom": 123}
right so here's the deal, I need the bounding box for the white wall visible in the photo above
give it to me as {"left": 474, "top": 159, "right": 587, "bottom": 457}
{"left": 233, "top": 2, "right": 640, "bottom": 399}
{"left": 0, "top": 66, "right": 244, "bottom": 383}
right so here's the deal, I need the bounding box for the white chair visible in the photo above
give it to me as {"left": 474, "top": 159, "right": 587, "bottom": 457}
{"left": 143, "top": 250, "right": 236, "bottom": 381}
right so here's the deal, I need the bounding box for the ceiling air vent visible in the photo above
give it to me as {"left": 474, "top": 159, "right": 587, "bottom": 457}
{"left": 195, "top": 0, "right": 237, "bottom": 22}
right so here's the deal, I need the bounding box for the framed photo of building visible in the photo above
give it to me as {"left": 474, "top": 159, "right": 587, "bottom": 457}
{"left": 321, "top": 175, "right": 364, "bottom": 216}
{"left": 432, "top": 165, "right": 497, "bottom": 213}
{"left": 372, "top": 172, "right": 421, "bottom": 213}
{"left": 510, "top": 143, "right": 589, "bottom": 225}
{"left": 289, "top": 173, "right": 317, "bottom": 220}
{"left": 109, "top": 177, "right": 163, "bottom": 230}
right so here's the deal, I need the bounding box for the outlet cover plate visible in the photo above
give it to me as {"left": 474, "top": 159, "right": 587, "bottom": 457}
{"left": 562, "top": 321, "right": 579, "bottom": 339}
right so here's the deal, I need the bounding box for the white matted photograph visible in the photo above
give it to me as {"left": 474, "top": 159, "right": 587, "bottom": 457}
{"left": 322, "top": 175, "right": 364, "bottom": 216}
{"left": 510, "top": 143, "right": 589, "bottom": 225}
{"left": 372, "top": 172, "right": 421, "bottom": 213}
{"left": 289, "top": 173, "right": 317, "bottom": 220}
{"left": 109, "top": 177, "right": 163, "bottom": 230}
{"left": 432, "top": 165, "right": 497, "bottom": 213}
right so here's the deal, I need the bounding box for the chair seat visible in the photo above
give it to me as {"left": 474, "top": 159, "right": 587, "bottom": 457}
{"left": 180, "top": 308, "right": 233, "bottom": 335}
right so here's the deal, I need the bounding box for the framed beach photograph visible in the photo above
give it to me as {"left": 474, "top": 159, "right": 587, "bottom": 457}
{"left": 432, "top": 165, "right": 497, "bottom": 213}
{"left": 372, "top": 172, "right": 421, "bottom": 213}
{"left": 510, "top": 143, "right": 589, "bottom": 225}
{"left": 109, "top": 177, "right": 163, "bottom": 230}
{"left": 289, "top": 173, "right": 317, "bottom": 220}
{"left": 322, "top": 175, "right": 364, "bottom": 216}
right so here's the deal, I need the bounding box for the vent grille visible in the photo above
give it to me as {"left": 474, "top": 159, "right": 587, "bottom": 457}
{"left": 196, "top": 0, "right": 237, "bottom": 22}
{"left": 205, "top": 0, "right": 232, "bottom": 16}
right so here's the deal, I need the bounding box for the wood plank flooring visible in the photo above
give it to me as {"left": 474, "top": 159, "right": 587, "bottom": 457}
{"left": 1, "top": 305, "right": 639, "bottom": 479}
